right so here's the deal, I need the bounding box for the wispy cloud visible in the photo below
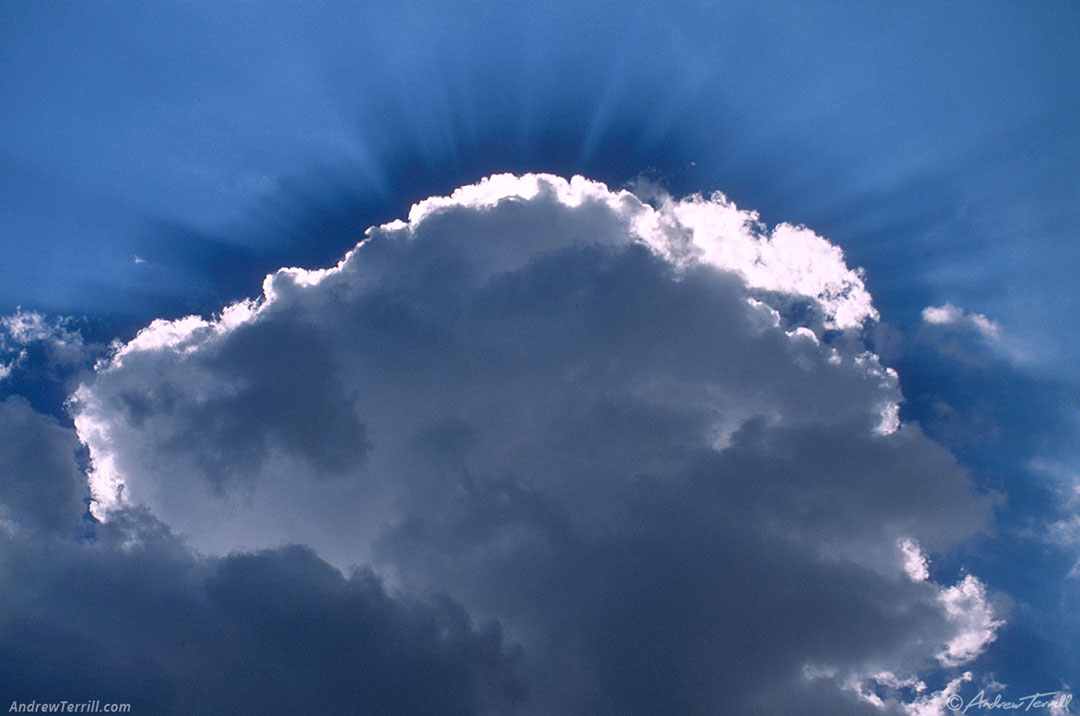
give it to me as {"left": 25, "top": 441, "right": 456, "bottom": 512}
{"left": 922, "top": 303, "right": 1001, "bottom": 342}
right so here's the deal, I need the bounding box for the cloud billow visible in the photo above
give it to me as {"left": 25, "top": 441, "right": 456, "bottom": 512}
{"left": 58, "top": 174, "right": 1000, "bottom": 714}
{"left": 0, "top": 511, "right": 525, "bottom": 715}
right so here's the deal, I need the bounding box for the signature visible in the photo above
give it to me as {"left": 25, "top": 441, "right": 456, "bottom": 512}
{"left": 947, "top": 689, "right": 1073, "bottom": 714}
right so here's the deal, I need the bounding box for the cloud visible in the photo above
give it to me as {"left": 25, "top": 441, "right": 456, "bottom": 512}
{"left": 921, "top": 304, "right": 1000, "bottom": 341}
{"left": 0, "top": 310, "right": 88, "bottom": 383}
{"left": 1031, "top": 458, "right": 1080, "bottom": 579}
{"left": 0, "top": 397, "right": 87, "bottom": 534}
{"left": 0, "top": 512, "right": 525, "bottom": 715}
{"left": 73, "top": 174, "right": 892, "bottom": 533}
{"left": 0, "top": 309, "right": 108, "bottom": 422}
{"left": 916, "top": 302, "right": 1011, "bottom": 371}
{"left": 839, "top": 540, "right": 1004, "bottom": 715}
{"left": 0, "top": 401, "right": 523, "bottom": 715}
{"left": 901, "top": 671, "right": 973, "bottom": 716}
{"left": 65, "top": 174, "right": 999, "bottom": 713}
{"left": 936, "top": 575, "right": 1004, "bottom": 667}
{"left": 900, "top": 538, "right": 931, "bottom": 582}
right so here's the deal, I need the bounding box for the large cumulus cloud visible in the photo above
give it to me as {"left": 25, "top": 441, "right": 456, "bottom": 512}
{"left": 65, "top": 174, "right": 999, "bottom": 714}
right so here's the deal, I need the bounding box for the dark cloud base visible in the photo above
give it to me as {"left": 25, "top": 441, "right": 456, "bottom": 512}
{"left": 0, "top": 515, "right": 524, "bottom": 716}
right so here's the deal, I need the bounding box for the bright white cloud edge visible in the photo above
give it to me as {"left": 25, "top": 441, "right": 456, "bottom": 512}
{"left": 74, "top": 172, "right": 892, "bottom": 519}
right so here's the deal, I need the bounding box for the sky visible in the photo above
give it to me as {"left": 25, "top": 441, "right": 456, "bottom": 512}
{"left": 0, "top": 2, "right": 1078, "bottom": 714}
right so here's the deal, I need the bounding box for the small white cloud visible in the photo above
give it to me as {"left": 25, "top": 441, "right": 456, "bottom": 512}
{"left": 0, "top": 358, "right": 16, "bottom": 381}
{"left": 903, "top": 671, "right": 973, "bottom": 716}
{"left": 922, "top": 303, "right": 1001, "bottom": 341}
{"left": 2, "top": 309, "right": 63, "bottom": 345}
{"left": 0, "top": 309, "right": 87, "bottom": 380}
{"left": 844, "top": 670, "right": 927, "bottom": 709}
{"left": 899, "top": 538, "right": 930, "bottom": 582}
{"left": 937, "top": 574, "right": 1004, "bottom": 667}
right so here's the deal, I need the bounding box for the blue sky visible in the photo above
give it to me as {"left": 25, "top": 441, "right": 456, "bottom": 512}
{"left": 1, "top": 2, "right": 1078, "bottom": 714}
